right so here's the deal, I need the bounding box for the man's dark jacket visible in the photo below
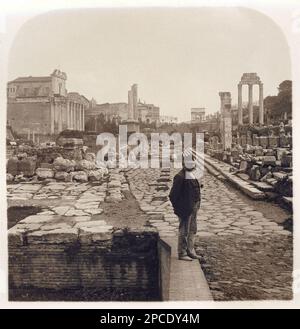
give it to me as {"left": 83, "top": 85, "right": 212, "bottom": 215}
{"left": 169, "top": 169, "right": 201, "bottom": 219}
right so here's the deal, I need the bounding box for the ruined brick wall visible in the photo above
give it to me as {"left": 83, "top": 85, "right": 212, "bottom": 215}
{"left": 9, "top": 231, "right": 160, "bottom": 300}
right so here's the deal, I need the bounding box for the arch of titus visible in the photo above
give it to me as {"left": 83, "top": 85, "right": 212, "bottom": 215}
{"left": 238, "top": 73, "right": 264, "bottom": 125}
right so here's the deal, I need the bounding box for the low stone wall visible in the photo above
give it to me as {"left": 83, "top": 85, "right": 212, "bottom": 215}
{"left": 9, "top": 226, "right": 160, "bottom": 300}
{"left": 157, "top": 238, "right": 171, "bottom": 300}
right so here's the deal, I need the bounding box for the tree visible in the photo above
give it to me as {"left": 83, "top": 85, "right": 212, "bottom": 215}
{"left": 264, "top": 80, "right": 292, "bottom": 124}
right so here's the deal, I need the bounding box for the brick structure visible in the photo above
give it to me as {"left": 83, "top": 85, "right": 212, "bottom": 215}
{"left": 7, "top": 69, "right": 88, "bottom": 140}
{"left": 9, "top": 225, "right": 160, "bottom": 300}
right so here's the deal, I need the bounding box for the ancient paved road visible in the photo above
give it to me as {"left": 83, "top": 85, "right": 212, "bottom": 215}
{"left": 126, "top": 167, "right": 293, "bottom": 301}
{"left": 7, "top": 167, "right": 293, "bottom": 301}
{"left": 126, "top": 168, "right": 291, "bottom": 237}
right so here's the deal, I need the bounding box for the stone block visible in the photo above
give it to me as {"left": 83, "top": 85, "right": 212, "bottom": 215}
{"left": 55, "top": 171, "right": 69, "bottom": 181}
{"left": 252, "top": 134, "right": 259, "bottom": 146}
{"left": 239, "top": 160, "right": 248, "bottom": 172}
{"left": 73, "top": 171, "right": 88, "bottom": 182}
{"left": 27, "top": 228, "right": 78, "bottom": 244}
{"left": 53, "top": 157, "right": 76, "bottom": 172}
{"left": 254, "top": 148, "right": 264, "bottom": 156}
{"left": 40, "top": 163, "right": 54, "bottom": 169}
{"left": 76, "top": 159, "right": 96, "bottom": 171}
{"left": 6, "top": 173, "right": 14, "bottom": 182}
{"left": 57, "top": 137, "right": 83, "bottom": 148}
{"left": 79, "top": 226, "right": 113, "bottom": 243}
{"left": 268, "top": 136, "right": 279, "bottom": 148}
{"left": 87, "top": 169, "right": 103, "bottom": 182}
{"left": 7, "top": 157, "right": 18, "bottom": 176}
{"left": 276, "top": 148, "right": 287, "bottom": 161}
{"left": 264, "top": 149, "right": 275, "bottom": 156}
{"left": 74, "top": 220, "right": 108, "bottom": 229}
{"left": 279, "top": 136, "right": 288, "bottom": 147}
{"left": 281, "top": 154, "right": 292, "bottom": 168}
{"left": 259, "top": 136, "right": 268, "bottom": 148}
{"left": 249, "top": 165, "right": 261, "bottom": 181}
{"left": 84, "top": 152, "right": 96, "bottom": 162}
{"left": 20, "top": 214, "right": 60, "bottom": 224}
{"left": 262, "top": 156, "right": 276, "bottom": 167}
{"left": 8, "top": 226, "right": 26, "bottom": 246}
{"left": 18, "top": 157, "right": 36, "bottom": 177}
{"left": 246, "top": 136, "right": 253, "bottom": 145}
{"left": 36, "top": 168, "right": 54, "bottom": 179}
{"left": 240, "top": 135, "right": 247, "bottom": 147}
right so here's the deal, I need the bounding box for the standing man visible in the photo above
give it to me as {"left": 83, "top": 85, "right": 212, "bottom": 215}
{"left": 169, "top": 156, "right": 202, "bottom": 261}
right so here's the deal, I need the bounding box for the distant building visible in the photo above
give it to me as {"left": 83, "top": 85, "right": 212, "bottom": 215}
{"left": 7, "top": 69, "right": 88, "bottom": 139}
{"left": 137, "top": 101, "right": 160, "bottom": 124}
{"left": 86, "top": 97, "right": 160, "bottom": 127}
{"left": 86, "top": 101, "right": 128, "bottom": 122}
{"left": 159, "top": 115, "right": 178, "bottom": 124}
{"left": 191, "top": 107, "right": 206, "bottom": 123}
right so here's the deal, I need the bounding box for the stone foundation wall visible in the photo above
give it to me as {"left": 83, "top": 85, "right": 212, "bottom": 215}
{"left": 9, "top": 230, "right": 160, "bottom": 299}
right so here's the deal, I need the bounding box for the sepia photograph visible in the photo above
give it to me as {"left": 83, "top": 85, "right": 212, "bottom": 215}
{"left": 1, "top": 1, "right": 299, "bottom": 311}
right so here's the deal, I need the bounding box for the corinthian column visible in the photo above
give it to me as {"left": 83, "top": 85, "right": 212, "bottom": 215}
{"left": 248, "top": 84, "right": 253, "bottom": 125}
{"left": 259, "top": 83, "right": 264, "bottom": 125}
{"left": 238, "top": 83, "right": 243, "bottom": 125}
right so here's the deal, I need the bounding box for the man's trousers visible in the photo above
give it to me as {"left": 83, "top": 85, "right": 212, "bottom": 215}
{"left": 178, "top": 201, "right": 200, "bottom": 257}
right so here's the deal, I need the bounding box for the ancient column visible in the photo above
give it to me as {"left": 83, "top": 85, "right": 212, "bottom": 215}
{"left": 219, "top": 92, "right": 232, "bottom": 151}
{"left": 58, "top": 106, "right": 62, "bottom": 132}
{"left": 80, "top": 105, "right": 83, "bottom": 131}
{"left": 248, "top": 84, "right": 253, "bottom": 125}
{"left": 79, "top": 106, "right": 81, "bottom": 131}
{"left": 76, "top": 104, "right": 79, "bottom": 130}
{"left": 66, "top": 102, "right": 69, "bottom": 128}
{"left": 50, "top": 103, "right": 55, "bottom": 134}
{"left": 69, "top": 103, "right": 72, "bottom": 129}
{"left": 128, "top": 90, "right": 133, "bottom": 120}
{"left": 78, "top": 104, "right": 81, "bottom": 130}
{"left": 238, "top": 83, "right": 243, "bottom": 125}
{"left": 81, "top": 105, "right": 84, "bottom": 131}
{"left": 259, "top": 83, "right": 264, "bottom": 125}
{"left": 131, "top": 84, "right": 138, "bottom": 120}
{"left": 71, "top": 103, "right": 74, "bottom": 129}
{"left": 83, "top": 105, "right": 85, "bottom": 131}
{"left": 75, "top": 103, "right": 78, "bottom": 130}
{"left": 79, "top": 104, "right": 82, "bottom": 130}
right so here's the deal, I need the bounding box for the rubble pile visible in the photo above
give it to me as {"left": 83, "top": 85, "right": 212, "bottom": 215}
{"left": 207, "top": 123, "right": 293, "bottom": 200}
{"left": 6, "top": 136, "right": 108, "bottom": 183}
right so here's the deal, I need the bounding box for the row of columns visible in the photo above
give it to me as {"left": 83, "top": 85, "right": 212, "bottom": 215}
{"left": 238, "top": 83, "right": 264, "bottom": 125}
{"left": 67, "top": 101, "right": 85, "bottom": 131}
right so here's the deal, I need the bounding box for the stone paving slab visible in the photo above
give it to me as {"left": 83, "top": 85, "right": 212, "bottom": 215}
{"left": 163, "top": 237, "right": 213, "bottom": 301}
{"left": 204, "top": 155, "right": 266, "bottom": 199}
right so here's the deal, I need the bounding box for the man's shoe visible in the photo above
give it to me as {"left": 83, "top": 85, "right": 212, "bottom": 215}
{"left": 178, "top": 255, "right": 193, "bottom": 261}
{"left": 187, "top": 253, "right": 202, "bottom": 260}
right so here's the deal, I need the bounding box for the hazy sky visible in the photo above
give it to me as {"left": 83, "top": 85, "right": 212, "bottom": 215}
{"left": 8, "top": 7, "right": 291, "bottom": 122}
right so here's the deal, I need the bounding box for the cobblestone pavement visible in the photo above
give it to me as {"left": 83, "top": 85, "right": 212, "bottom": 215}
{"left": 125, "top": 167, "right": 293, "bottom": 301}
{"left": 7, "top": 167, "right": 293, "bottom": 301}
